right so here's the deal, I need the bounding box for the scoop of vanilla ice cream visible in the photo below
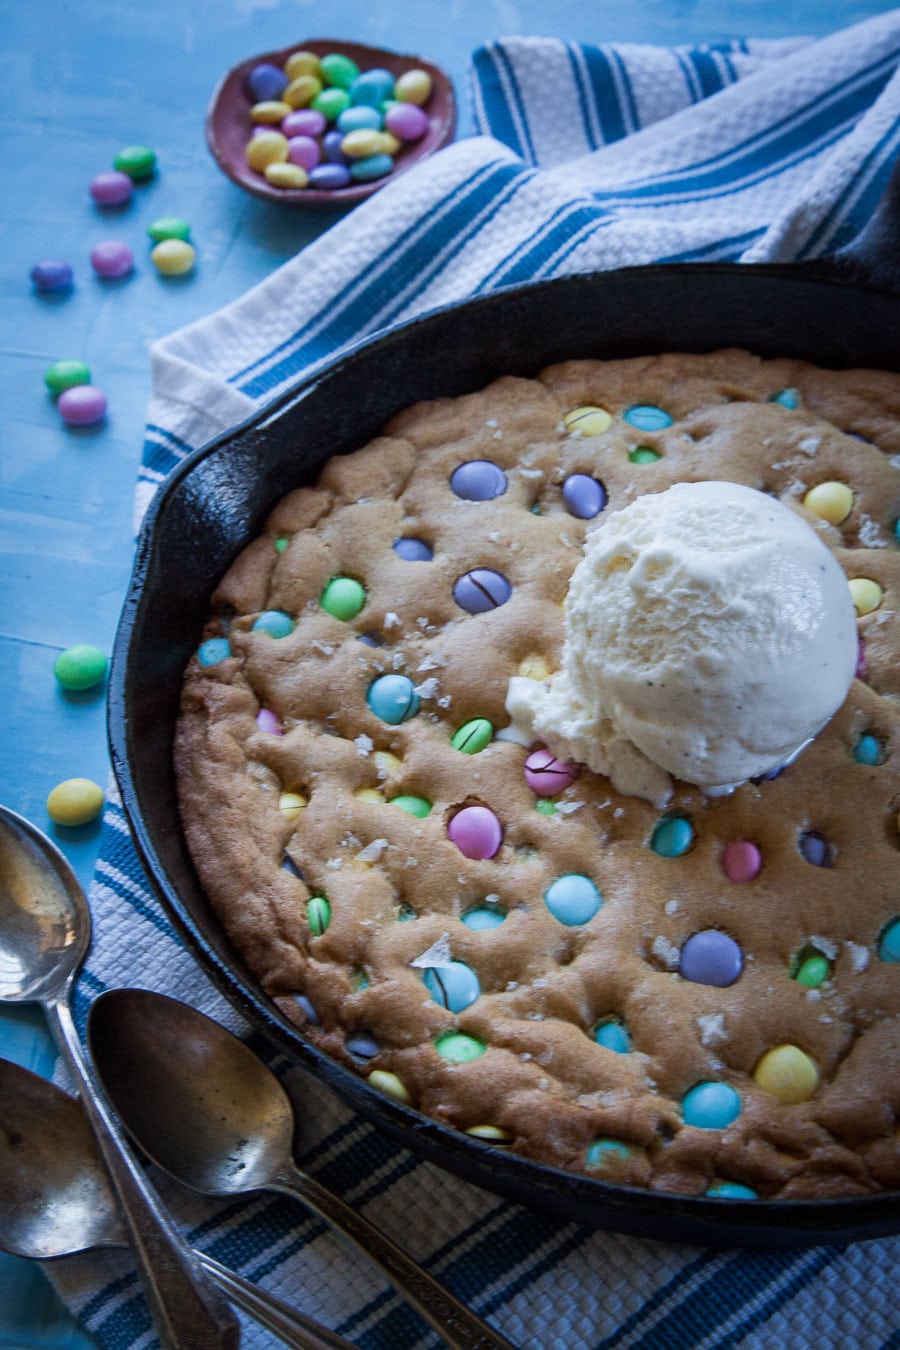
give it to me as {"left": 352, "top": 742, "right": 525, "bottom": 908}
{"left": 508, "top": 480, "right": 858, "bottom": 806}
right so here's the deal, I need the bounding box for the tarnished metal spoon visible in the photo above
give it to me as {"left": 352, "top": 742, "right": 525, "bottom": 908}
{"left": 0, "top": 1057, "right": 356, "bottom": 1350}
{"left": 0, "top": 805, "right": 239, "bottom": 1348}
{"left": 89, "top": 988, "right": 517, "bottom": 1350}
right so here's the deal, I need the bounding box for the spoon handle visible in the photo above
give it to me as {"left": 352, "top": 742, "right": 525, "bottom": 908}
{"left": 197, "top": 1252, "right": 357, "bottom": 1350}
{"left": 46, "top": 997, "right": 242, "bottom": 1350}
{"left": 272, "top": 1168, "right": 517, "bottom": 1350}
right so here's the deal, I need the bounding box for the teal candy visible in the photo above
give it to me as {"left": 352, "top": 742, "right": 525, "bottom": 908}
{"left": 769, "top": 387, "right": 801, "bottom": 408}
{"left": 422, "top": 959, "right": 481, "bottom": 1012}
{"left": 543, "top": 873, "right": 602, "bottom": 926}
{"left": 337, "top": 105, "right": 383, "bottom": 133}
{"left": 623, "top": 404, "right": 673, "bottom": 431}
{"left": 878, "top": 917, "right": 900, "bottom": 962}
{"left": 586, "top": 1138, "right": 631, "bottom": 1168}
{"left": 350, "top": 68, "right": 396, "bottom": 107}
{"left": 367, "top": 673, "right": 420, "bottom": 724}
{"left": 593, "top": 1019, "right": 631, "bottom": 1054}
{"left": 682, "top": 1081, "right": 741, "bottom": 1129}
{"left": 650, "top": 815, "right": 694, "bottom": 857}
{"left": 349, "top": 152, "right": 394, "bottom": 182}
{"left": 706, "top": 1180, "right": 758, "bottom": 1199}
{"left": 853, "top": 733, "right": 881, "bottom": 765}
{"left": 461, "top": 906, "right": 506, "bottom": 930}
{"left": 198, "top": 637, "right": 231, "bottom": 665}
{"left": 252, "top": 609, "right": 295, "bottom": 638}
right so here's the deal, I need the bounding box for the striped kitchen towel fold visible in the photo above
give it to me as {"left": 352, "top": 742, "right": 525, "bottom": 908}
{"left": 50, "top": 12, "right": 900, "bottom": 1350}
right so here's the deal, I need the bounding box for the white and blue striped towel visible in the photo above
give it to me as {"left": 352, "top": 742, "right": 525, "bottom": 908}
{"left": 53, "top": 12, "right": 900, "bottom": 1348}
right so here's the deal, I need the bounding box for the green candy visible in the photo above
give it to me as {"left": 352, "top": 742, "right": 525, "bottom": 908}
{"left": 45, "top": 360, "right": 91, "bottom": 396}
{"left": 312, "top": 87, "right": 351, "bottom": 122}
{"left": 389, "top": 794, "right": 432, "bottom": 818}
{"left": 319, "top": 52, "right": 360, "bottom": 89}
{"left": 435, "top": 1031, "right": 486, "bottom": 1063}
{"left": 628, "top": 446, "right": 661, "bottom": 464}
{"left": 320, "top": 576, "right": 366, "bottom": 620}
{"left": 794, "top": 952, "right": 831, "bottom": 988}
{"left": 114, "top": 144, "right": 156, "bottom": 180}
{"left": 53, "top": 643, "right": 108, "bottom": 691}
{"left": 535, "top": 799, "right": 557, "bottom": 816}
{"left": 147, "top": 216, "right": 191, "bottom": 243}
{"left": 307, "top": 894, "right": 331, "bottom": 936}
{"left": 450, "top": 718, "right": 493, "bottom": 754}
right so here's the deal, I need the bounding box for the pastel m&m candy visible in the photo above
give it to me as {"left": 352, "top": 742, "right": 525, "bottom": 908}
{"left": 562, "top": 473, "right": 607, "bottom": 519}
{"left": 453, "top": 569, "right": 511, "bottom": 614}
{"left": 54, "top": 644, "right": 107, "bottom": 690}
{"left": 246, "top": 131, "right": 288, "bottom": 172}
{"left": 45, "top": 360, "right": 91, "bottom": 395}
{"left": 563, "top": 405, "right": 612, "bottom": 436}
{"left": 367, "top": 674, "right": 420, "bottom": 724}
{"left": 31, "top": 259, "right": 74, "bottom": 291}
{"left": 451, "top": 459, "right": 507, "bottom": 500}
{"left": 148, "top": 216, "right": 191, "bottom": 242}
{"left": 422, "top": 960, "right": 480, "bottom": 1012}
{"left": 349, "top": 152, "right": 394, "bottom": 183}
{"left": 151, "top": 240, "right": 195, "bottom": 276}
{"left": 47, "top": 778, "right": 104, "bottom": 826}
{"left": 803, "top": 480, "right": 853, "bottom": 524}
{"left": 319, "top": 52, "right": 360, "bottom": 89}
{"left": 246, "top": 62, "right": 288, "bottom": 103}
{"left": 114, "top": 145, "right": 156, "bottom": 180}
{"left": 682, "top": 1081, "right": 741, "bottom": 1129}
{"left": 679, "top": 930, "right": 743, "bottom": 987}
{"left": 447, "top": 805, "right": 502, "bottom": 859}
{"left": 320, "top": 576, "right": 366, "bottom": 620}
{"left": 394, "top": 68, "right": 432, "bottom": 106}
{"left": 543, "top": 873, "right": 602, "bottom": 926}
{"left": 384, "top": 102, "right": 428, "bottom": 142}
{"left": 58, "top": 385, "right": 107, "bottom": 426}
{"left": 89, "top": 170, "right": 133, "bottom": 207}
{"left": 90, "top": 240, "right": 133, "bottom": 278}
{"left": 753, "top": 1045, "right": 820, "bottom": 1103}
{"left": 524, "top": 747, "right": 578, "bottom": 795}
{"left": 252, "top": 609, "right": 295, "bottom": 638}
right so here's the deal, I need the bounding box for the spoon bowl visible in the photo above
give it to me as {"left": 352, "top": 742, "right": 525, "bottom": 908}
{"left": 89, "top": 987, "right": 516, "bottom": 1350}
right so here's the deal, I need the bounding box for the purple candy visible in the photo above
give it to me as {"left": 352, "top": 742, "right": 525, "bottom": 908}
{"left": 58, "top": 384, "right": 107, "bottom": 426}
{"left": 30, "top": 259, "right": 74, "bottom": 291}
{"left": 89, "top": 170, "right": 134, "bottom": 207}
{"left": 308, "top": 162, "right": 352, "bottom": 190}
{"left": 282, "top": 108, "right": 327, "bottom": 138}
{"left": 287, "top": 135, "right": 321, "bottom": 171}
{"left": 453, "top": 569, "right": 511, "bottom": 614}
{"left": 90, "top": 239, "right": 133, "bottom": 279}
{"left": 799, "top": 830, "right": 831, "bottom": 867}
{"left": 322, "top": 129, "right": 349, "bottom": 164}
{"left": 680, "top": 930, "right": 743, "bottom": 988}
{"left": 450, "top": 459, "right": 507, "bottom": 501}
{"left": 447, "top": 805, "right": 503, "bottom": 860}
{"left": 255, "top": 708, "right": 284, "bottom": 735}
{"left": 247, "top": 62, "right": 288, "bottom": 103}
{"left": 524, "top": 748, "right": 578, "bottom": 796}
{"left": 393, "top": 537, "right": 433, "bottom": 561}
{"left": 385, "top": 102, "right": 428, "bottom": 142}
{"left": 562, "top": 473, "right": 607, "bottom": 519}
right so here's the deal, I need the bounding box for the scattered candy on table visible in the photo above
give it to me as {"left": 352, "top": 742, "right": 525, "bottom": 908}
{"left": 46, "top": 777, "right": 105, "bottom": 826}
{"left": 113, "top": 144, "right": 156, "bottom": 180}
{"left": 44, "top": 360, "right": 91, "bottom": 395}
{"left": 57, "top": 384, "right": 107, "bottom": 426}
{"left": 151, "top": 238, "right": 196, "bottom": 276}
{"left": 89, "top": 170, "right": 133, "bottom": 207}
{"left": 30, "top": 259, "right": 74, "bottom": 291}
{"left": 90, "top": 239, "right": 134, "bottom": 278}
{"left": 53, "top": 644, "right": 108, "bottom": 691}
{"left": 241, "top": 48, "right": 434, "bottom": 192}
{"left": 148, "top": 216, "right": 191, "bottom": 242}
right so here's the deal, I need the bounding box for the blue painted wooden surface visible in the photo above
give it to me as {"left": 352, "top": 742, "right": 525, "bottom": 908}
{"left": 1, "top": 0, "right": 895, "bottom": 1343}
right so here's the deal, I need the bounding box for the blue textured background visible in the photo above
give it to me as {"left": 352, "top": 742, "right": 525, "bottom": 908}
{"left": 1, "top": 1, "right": 896, "bottom": 1343}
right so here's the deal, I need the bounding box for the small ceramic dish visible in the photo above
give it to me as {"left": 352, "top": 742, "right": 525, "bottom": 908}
{"left": 206, "top": 38, "right": 457, "bottom": 208}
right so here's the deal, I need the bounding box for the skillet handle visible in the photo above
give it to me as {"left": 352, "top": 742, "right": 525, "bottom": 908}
{"left": 820, "top": 149, "right": 900, "bottom": 293}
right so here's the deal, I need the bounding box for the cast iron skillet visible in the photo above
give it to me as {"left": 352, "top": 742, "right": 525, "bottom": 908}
{"left": 109, "top": 163, "right": 900, "bottom": 1249}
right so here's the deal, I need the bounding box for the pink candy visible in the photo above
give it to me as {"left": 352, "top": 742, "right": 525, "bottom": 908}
{"left": 256, "top": 708, "right": 284, "bottom": 735}
{"left": 447, "top": 805, "right": 502, "bottom": 860}
{"left": 721, "top": 840, "right": 762, "bottom": 883}
{"left": 524, "top": 747, "right": 579, "bottom": 796}
{"left": 90, "top": 239, "right": 134, "bottom": 279}
{"left": 287, "top": 136, "right": 321, "bottom": 171}
{"left": 282, "top": 109, "right": 327, "bottom": 138}
{"left": 89, "top": 170, "right": 134, "bottom": 207}
{"left": 385, "top": 102, "right": 428, "bottom": 142}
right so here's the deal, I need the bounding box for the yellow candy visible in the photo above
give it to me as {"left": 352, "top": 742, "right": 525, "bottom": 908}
{"left": 368, "top": 1069, "right": 411, "bottom": 1104}
{"left": 264, "top": 162, "right": 309, "bottom": 189}
{"left": 341, "top": 128, "right": 388, "bottom": 159}
{"left": 278, "top": 791, "right": 307, "bottom": 821}
{"left": 564, "top": 405, "right": 613, "bottom": 436}
{"left": 151, "top": 240, "right": 195, "bottom": 276}
{"left": 375, "top": 131, "right": 401, "bottom": 156}
{"left": 518, "top": 654, "right": 551, "bottom": 681}
{"left": 47, "top": 778, "right": 104, "bottom": 826}
{"left": 354, "top": 788, "right": 383, "bottom": 803}
{"left": 802, "top": 480, "right": 853, "bottom": 524}
{"left": 849, "top": 577, "right": 884, "bottom": 615}
{"left": 250, "top": 100, "right": 292, "bottom": 125}
{"left": 373, "top": 750, "right": 402, "bottom": 778}
{"left": 753, "top": 1044, "right": 820, "bottom": 1104}
{"left": 245, "top": 132, "right": 288, "bottom": 172}
{"left": 284, "top": 75, "right": 323, "bottom": 109}
{"left": 465, "top": 1124, "right": 513, "bottom": 1143}
{"left": 283, "top": 50, "right": 321, "bottom": 81}
{"left": 395, "top": 68, "right": 433, "bottom": 106}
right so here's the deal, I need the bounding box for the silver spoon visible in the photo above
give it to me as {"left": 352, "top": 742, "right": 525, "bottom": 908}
{"left": 0, "top": 1057, "right": 356, "bottom": 1350}
{"left": 88, "top": 988, "right": 517, "bottom": 1350}
{"left": 0, "top": 805, "right": 240, "bottom": 1349}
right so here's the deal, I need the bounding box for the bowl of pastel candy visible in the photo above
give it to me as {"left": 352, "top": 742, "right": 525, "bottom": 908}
{"left": 206, "top": 38, "right": 457, "bottom": 207}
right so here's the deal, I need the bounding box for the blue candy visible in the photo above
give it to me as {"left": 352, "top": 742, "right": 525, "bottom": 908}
{"left": 422, "top": 960, "right": 481, "bottom": 1012}
{"left": 350, "top": 68, "right": 396, "bottom": 106}
{"left": 650, "top": 815, "right": 694, "bottom": 857}
{"left": 593, "top": 1019, "right": 631, "bottom": 1054}
{"left": 543, "top": 873, "right": 602, "bottom": 926}
{"left": 879, "top": 917, "right": 900, "bottom": 962}
{"left": 586, "top": 1139, "right": 631, "bottom": 1168}
{"left": 349, "top": 153, "right": 394, "bottom": 182}
{"left": 197, "top": 637, "right": 231, "bottom": 666}
{"left": 252, "top": 610, "right": 295, "bottom": 638}
{"left": 31, "top": 259, "right": 74, "bottom": 291}
{"left": 393, "top": 537, "right": 433, "bottom": 561}
{"left": 705, "top": 1180, "right": 758, "bottom": 1199}
{"left": 367, "top": 673, "right": 420, "bottom": 724}
{"left": 562, "top": 473, "right": 607, "bottom": 519}
{"left": 247, "top": 62, "right": 288, "bottom": 102}
{"left": 461, "top": 906, "right": 506, "bottom": 930}
{"left": 453, "top": 568, "right": 511, "bottom": 614}
{"left": 337, "top": 105, "right": 383, "bottom": 133}
{"left": 309, "top": 163, "right": 352, "bottom": 189}
{"left": 624, "top": 404, "right": 673, "bottom": 431}
{"left": 682, "top": 1081, "right": 741, "bottom": 1129}
{"left": 450, "top": 460, "right": 507, "bottom": 501}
